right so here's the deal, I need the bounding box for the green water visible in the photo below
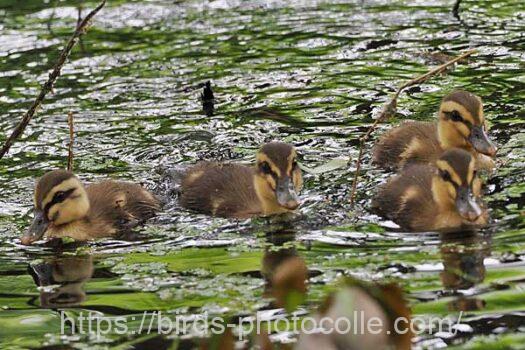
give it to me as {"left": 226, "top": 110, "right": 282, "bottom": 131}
{"left": 0, "top": 0, "right": 524, "bottom": 349}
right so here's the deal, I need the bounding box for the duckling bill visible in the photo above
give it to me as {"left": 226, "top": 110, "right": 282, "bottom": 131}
{"left": 373, "top": 90, "right": 497, "bottom": 171}
{"left": 372, "top": 148, "right": 488, "bottom": 232}
{"left": 180, "top": 142, "right": 302, "bottom": 218}
{"left": 21, "top": 170, "right": 160, "bottom": 245}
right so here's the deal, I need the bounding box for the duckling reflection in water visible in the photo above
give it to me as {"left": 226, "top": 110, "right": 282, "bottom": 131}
{"left": 257, "top": 229, "right": 411, "bottom": 350}
{"left": 261, "top": 229, "right": 308, "bottom": 310}
{"left": 440, "top": 232, "right": 490, "bottom": 291}
{"left": 29, "top": 255, "right": 93, "bottom": 308}
{"left": 21, "top": 170, "right": 161, "bottom": 245}
{"left": 373, "top": 90, "right": 497, "bottom": 171}
{"left": 373, "top": 148, "right": 488, "bottom": 232}
{"left": 180, "top": 142, "right": 303, "bottom": 218}
{"left": 440, "top": 232, "right": 490, "bottom": 312}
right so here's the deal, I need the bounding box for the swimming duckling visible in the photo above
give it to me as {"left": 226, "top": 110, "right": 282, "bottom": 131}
{"left": 372, "top": 148, "right": 488, "bottom": 232}
{"left": 21, "top": 170, "right": 160, "bottom": 245}
{"left": 180, "top": 142, "right": 302, "bottom": 218}
{"left": 373, "top": 90, "right": 497, "bottom": 171}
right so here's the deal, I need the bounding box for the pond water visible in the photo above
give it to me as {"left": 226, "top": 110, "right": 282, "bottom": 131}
{"left": 0, "top": 0, "right": 524, "bottom": 349}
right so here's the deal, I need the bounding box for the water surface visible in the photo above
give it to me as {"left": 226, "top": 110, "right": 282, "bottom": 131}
{"left": 0, "top": 0, "right": 524, "bottom": 348}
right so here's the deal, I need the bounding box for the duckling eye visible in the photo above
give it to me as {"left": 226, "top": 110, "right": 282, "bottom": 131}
{"left": 292, "top": 159, "right": 298, "bottom": 170}
{"left": 259, "top": 162, "right": 272, "bottom": 175}
{"left": 450, "top": 111, "right": 463, "bottom": 122}
{"left": 440, "top": 170, "right": 452, "bottom": 183}
{"left": 53, "top": 191, "right": 67, "bottom": 202}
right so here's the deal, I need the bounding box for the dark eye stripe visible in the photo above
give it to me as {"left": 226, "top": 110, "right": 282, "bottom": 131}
{"left": 260, "top": 161, "right": 279, "bottom": 179}
{"left": 439, "top": 169, "right": 462, "bottom": 188}
{"left": 43, "top": 188, "right": 76, "bottom": 218}
{"left": 445, "top": 111, "right": 474, "bottom": 128}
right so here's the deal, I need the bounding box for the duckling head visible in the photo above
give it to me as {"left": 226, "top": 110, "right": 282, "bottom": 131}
{"left": 438, "top": 90, "right": 497, "bottom": 157}
{"left": 21, "top": 170, "right": 90, "bottom": 245}
{"left": 432, "top": 149, "right": 484, "bottom": 222}
{"left": 254, "top": 142, "right": 303, "bottom": 215}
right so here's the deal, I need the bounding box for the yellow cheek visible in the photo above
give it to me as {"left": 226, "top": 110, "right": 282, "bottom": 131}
{"left": 473, "top": 178, "right": 482, "bottom": 196}
{"left": 293, "top": 170, "right": 303, "bottom": 191}
{"left": 255, "top": 175, "right": 275, "bottom": 201}
{"left": 50, "top": 197, "right": 90, "bottom": 226}
{"left": 47, "top": 205, "right": 60, "bottom": 222}
{"left": 456, "top": 122, "right": 470, "bottom": 138}
{"left": 266, "top": 176, "right": 276, "bottom": 191}
{"left": 447, "top": 183, "right": 457, "bottom": 199}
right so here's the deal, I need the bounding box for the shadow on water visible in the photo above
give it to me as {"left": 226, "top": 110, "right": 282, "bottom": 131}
{"left": 0, "top": 0, "right": 524, "bottom": 348}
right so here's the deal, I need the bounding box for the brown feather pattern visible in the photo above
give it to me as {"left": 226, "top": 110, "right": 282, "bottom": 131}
{"left": 372, "top": 164, "right": 436, "bottom": 230}
{"left": 85, "top": 181, "right": 160, "bottom": 236}
{"left": 372, "top": 121, "right": 442, "bottom": 170}
{"left": 180, "top": 162, "right": 261, "bottom": 218}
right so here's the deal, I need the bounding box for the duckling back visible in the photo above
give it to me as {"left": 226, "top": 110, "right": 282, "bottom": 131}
{"left": 180, "top": 162, "right": 261, "bottom": 218}
{"left": 86, "top": 181, "right": 161, "bottom": 233}
{"left": 372, "top": 164, "right": 436, "bottom": 230}
{"left": 372, "top": 121, "right": 442, "bottom": 171}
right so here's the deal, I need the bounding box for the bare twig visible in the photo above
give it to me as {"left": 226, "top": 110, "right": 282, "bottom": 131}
{"left": 349, "top": 49, "right": 477, "bottom": 206}
{"left": 0, "top": 0, "right": 106, "bottom": 160}
{"left": 67, "top": 112, "right": 74, "bottom": 172}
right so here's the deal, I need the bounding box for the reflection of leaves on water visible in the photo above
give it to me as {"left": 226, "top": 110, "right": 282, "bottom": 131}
{"left": 173, "top": 130, "right": 215, "bottom": 143}
{"left": 235, "top": 107, "right": 348, "bottom": 127}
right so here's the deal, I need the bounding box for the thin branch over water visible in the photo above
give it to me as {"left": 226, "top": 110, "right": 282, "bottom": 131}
{"left": 67, "top": 112, "right": 74, "bottom": 172}
{"left": 0, "top": 0, "right": 107, "bottom": 160}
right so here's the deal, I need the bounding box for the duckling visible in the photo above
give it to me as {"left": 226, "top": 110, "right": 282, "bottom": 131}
{"left": 373, "top": 90, "right": 497, "bottom": 171}
{"left": 21, "top": 170, "right": 160, "bottom": 245}
{"left": 180, "top": 142, "right": 302, "bottom": 218}
{"left": 372, "top": 148, "right": 488, "bottom": 232}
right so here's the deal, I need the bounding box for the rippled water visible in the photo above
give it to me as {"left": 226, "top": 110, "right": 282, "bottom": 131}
{"left": 0, "top": 0, "right": 524, "bottom": 348}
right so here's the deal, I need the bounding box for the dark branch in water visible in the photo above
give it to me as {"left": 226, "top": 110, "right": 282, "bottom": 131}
{"left": 0, "top": 0, "right": 107, "bottom": 160}
{"left": 349, "top": 49, "right": 477, "bottom": 206}
{"left": 67, "top": 112, "right": 74, "bottom": 172}
{"left": 201, "top": 81, "right": 214, "bottom": 101}
{"left": 452, "top": 0, "right": 462, "bottom": 19}
{"left": 201, "top": 81, "right": 215, "bottom": 117}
